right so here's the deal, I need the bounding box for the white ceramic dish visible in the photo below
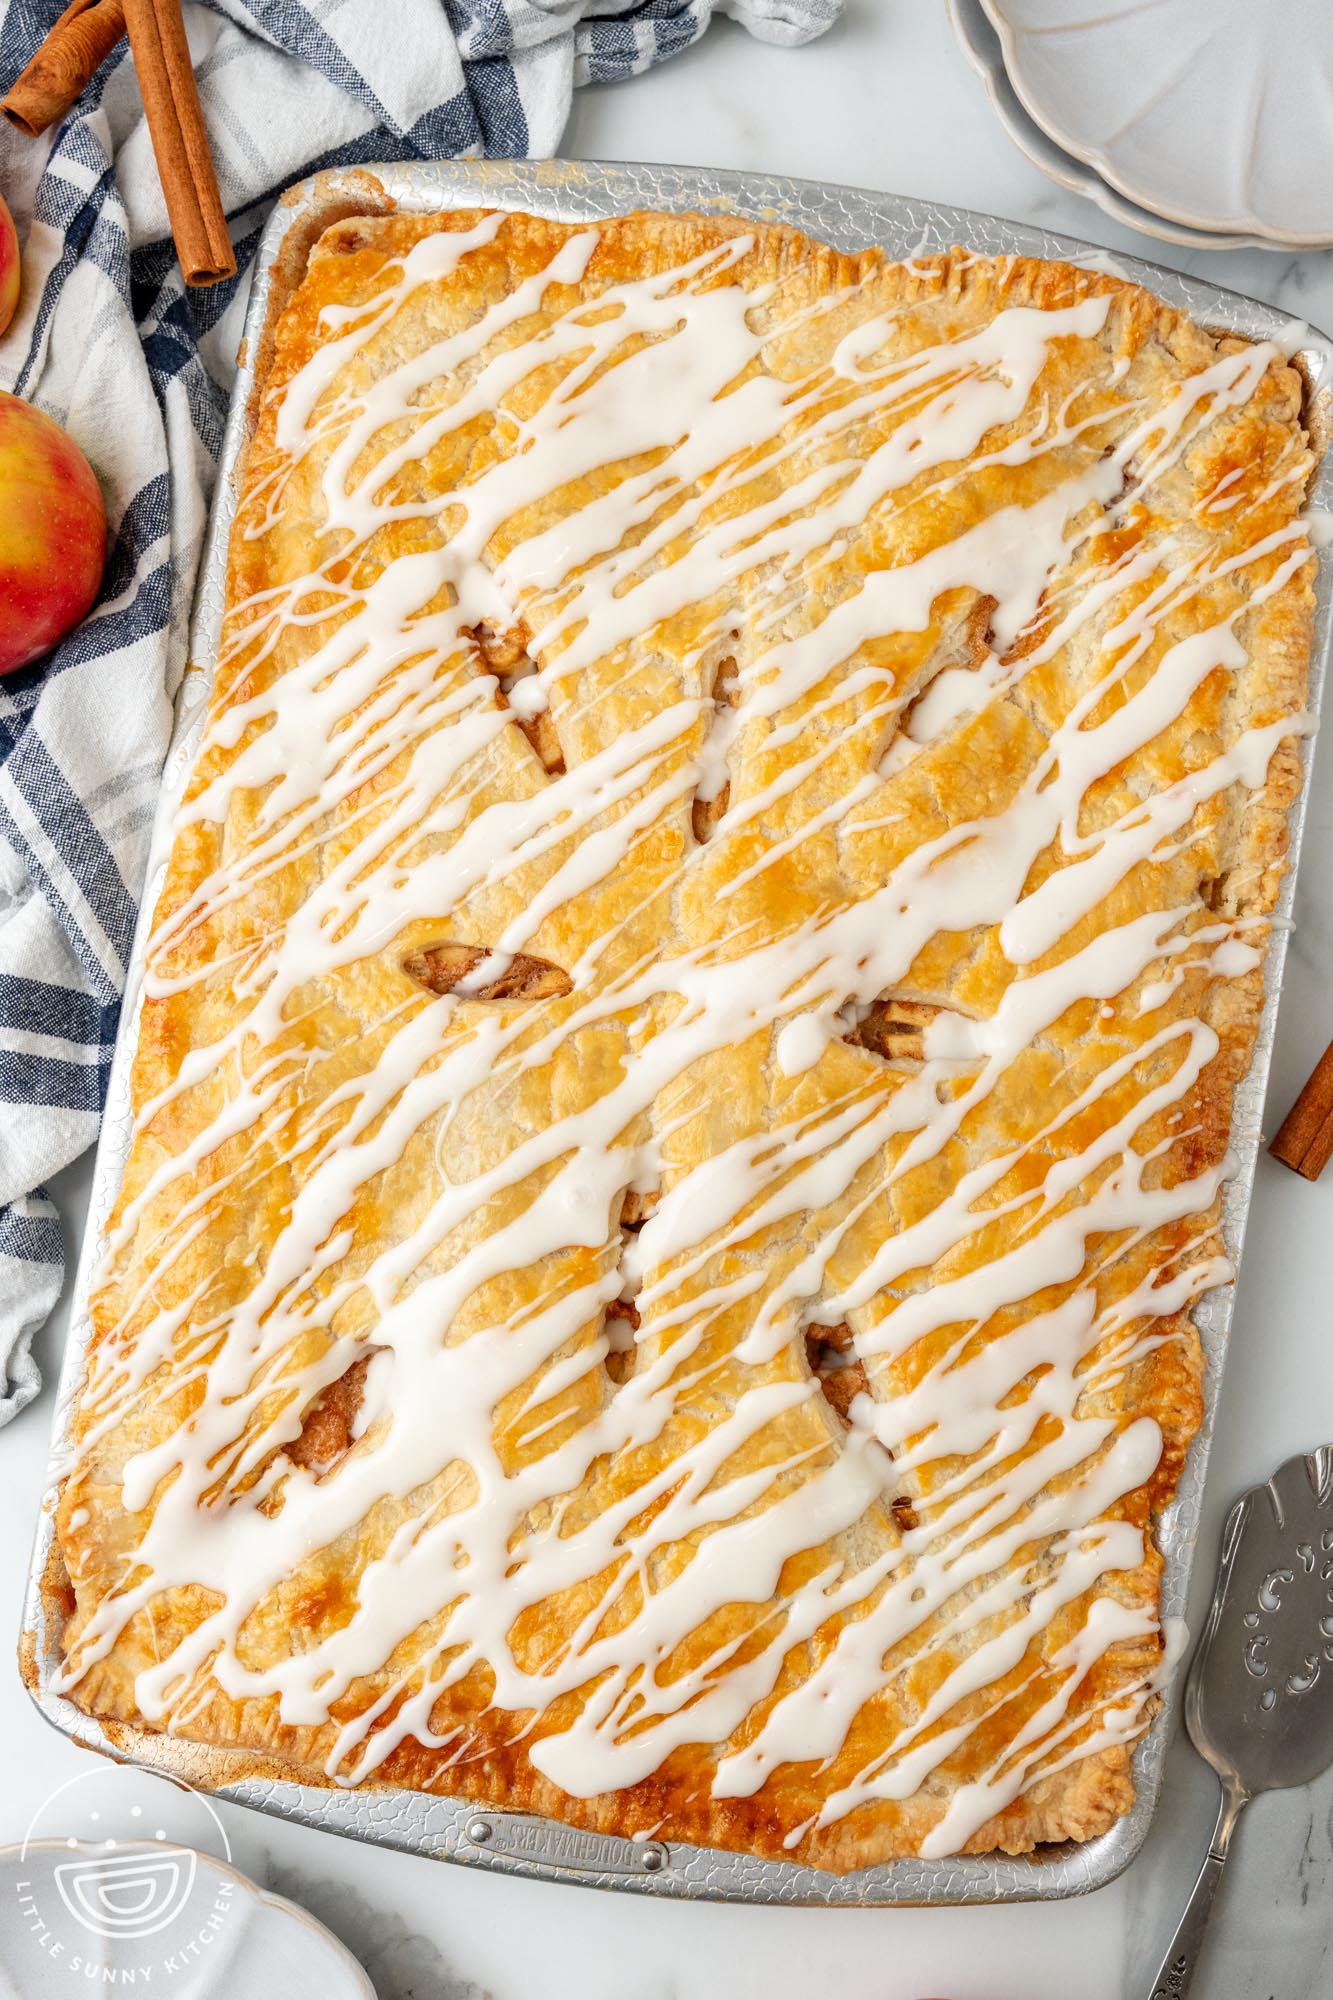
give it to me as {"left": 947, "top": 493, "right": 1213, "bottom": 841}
{"left": 981, "top": 0, "right": 1333, "bottom": 249}
{"left": 948, "top": 0, "right": 1273, "bottom": 252}
{"left": 0, "top": 1841, "right": 375, "bottom": 1999}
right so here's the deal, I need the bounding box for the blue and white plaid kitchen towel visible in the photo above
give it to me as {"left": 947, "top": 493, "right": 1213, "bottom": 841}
{"left": 0, "top": 0, "right": 839, "bottom": 1425}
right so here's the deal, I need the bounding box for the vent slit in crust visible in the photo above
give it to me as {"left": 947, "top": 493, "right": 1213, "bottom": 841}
{"left": 803, "top": 1318, "right": 868, "bottom": 1425}
{"left": 285, "top": 1349, "right": 383, "bottom": 1480}
{"left": 802, "top": 1321, "right": 919, "bottom": 1529}
{"left": 402, "top": 943, "right": 573, "bottom": 1003}
{"left": 691, "top": 646, "right": 741, "bottom": 843}
{"left": 843, "top": 995, "right": 943, "bottom": 1067}
{"left": 879, "top": 591, "right": 998, "bottom": 775}
{"left": 471, "top": 621, "right": 565, "bottom": 774}
{"left": 606, "top": 1184, "right": 657, "bottom": 1385}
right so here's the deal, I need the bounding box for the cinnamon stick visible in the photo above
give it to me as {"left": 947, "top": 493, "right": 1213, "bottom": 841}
{"left": 121, "top": 0, "right": 234, "bottom": 287}
{"left": 1269, "top": 1035, "right": 1333, "bottom": 1180}
{"left": 1, "top": 0, "right": 126, "bottom": 139}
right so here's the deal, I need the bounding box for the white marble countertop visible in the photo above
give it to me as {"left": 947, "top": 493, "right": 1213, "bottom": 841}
{"left": 6, "top": 5, "right": 1333, "bottom": 1996}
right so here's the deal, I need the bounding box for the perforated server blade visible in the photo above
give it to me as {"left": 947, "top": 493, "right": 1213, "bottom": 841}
{"left": 1143, "top": 1449, "right": 1333, "bottom": 1997}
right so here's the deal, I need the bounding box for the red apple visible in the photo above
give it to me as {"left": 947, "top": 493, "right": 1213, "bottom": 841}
{"left": 0, "top": 391, "right": 106, "bottom": 675}
{"left": 0, "top": 192, "right": 18, "bottom": 337}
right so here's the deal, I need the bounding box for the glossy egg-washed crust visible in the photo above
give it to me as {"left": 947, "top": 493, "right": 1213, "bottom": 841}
{"left": 45, "top": 208, "right": 1314, "bottom": 1871}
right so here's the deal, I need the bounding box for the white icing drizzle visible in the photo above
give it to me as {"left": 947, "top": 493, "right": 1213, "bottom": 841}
{"left": 61, "top": 215, "right": 1314, "bottom": 1863}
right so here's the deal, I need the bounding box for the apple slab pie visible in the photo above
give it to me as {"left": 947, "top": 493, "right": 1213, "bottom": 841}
{"left": 47, "top": 207, "right": 1316, "bottom": 1870}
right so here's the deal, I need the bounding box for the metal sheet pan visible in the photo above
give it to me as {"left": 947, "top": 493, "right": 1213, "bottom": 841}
{"left": 22, "top": 158, "right": 1333, "bottom": 1907}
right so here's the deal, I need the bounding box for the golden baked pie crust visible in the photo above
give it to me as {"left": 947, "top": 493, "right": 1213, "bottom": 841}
{"left": 47, "top": 207, "right": 1315, "bottom": 1870}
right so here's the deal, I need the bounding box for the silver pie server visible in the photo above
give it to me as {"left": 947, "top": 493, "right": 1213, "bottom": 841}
{"left": 1144, "top": 1446, "right": 1333, "bottom": 1999}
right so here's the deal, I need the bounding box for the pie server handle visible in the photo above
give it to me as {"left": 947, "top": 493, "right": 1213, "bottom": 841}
{"left": 1142, "top": 1780, "right": 1247, "bottom": 2000}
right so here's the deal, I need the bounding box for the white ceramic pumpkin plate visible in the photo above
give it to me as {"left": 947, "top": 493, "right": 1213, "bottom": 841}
{"left": 948, "top": 0, "right": 1271, "bottom": 251}
{"left": 0, "top": 1841, "right": 375, "bottom": 1999}
{"left": 981, "top": 0, "right": 1333, "bottom": 248}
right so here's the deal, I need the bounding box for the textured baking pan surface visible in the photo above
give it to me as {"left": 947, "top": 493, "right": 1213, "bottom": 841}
{"left": 22, "top": 158, "right": 1333, "bottom": 1907}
